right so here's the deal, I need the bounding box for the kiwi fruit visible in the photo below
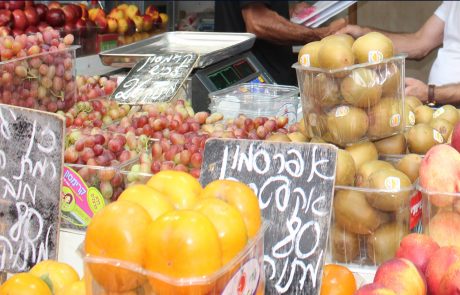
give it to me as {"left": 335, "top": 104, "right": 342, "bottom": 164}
{"left": 367, "top": 222, "right": 408, "bottom": 265}
{"left": 345, "top": 141, "right": 378, "bottom": 170}
{"left": 321, "top": 34, "right": 355, "bottom": 48}
{"left": 430, "top": 118, "right": 453, "bottom": 141}
{"left": 406, "top": 96, "right": 423, "bottom": 111}
{"left": 336, "top": 149, "right": 356, "bottom": 186}
{"left": 366, "top": 168, "right": 412, "bottom": 211}
{"left": 298, "top": 41, "right": 322, "bottom": 67}
{"left": 352, "top": 32, "right": 394, "bottom": 64}
{"left": 432, "top": 105, "right": 459, "bottom": 125}
{"left": 407, "top": 123, "right": 443, "bottom": 154}
{"left": 310, "top": 73, "right": 341, "bottom": 108}
{"left": 266, "top": 133, "right": 291, "bottom": 142}
{"left": 318, "top": 41, "right": 355, "bottom": 70}
{"left": 307, "top": 112, "right": 328, "bottom": 137}
{"left": 330, "top": 223, "right": 360, "bottom": 263}
{"left": 395, "top": 154, "right": 423, "bottom": 183}
{"left": 380, "top": 63, "right": 401, "bottom": 97}
{"left": 367, "top": 97, "right": 403, "bottom": 138}
{"left": 287, "top": 132, "right": 308, "bottom": 142}
{"left": 414, "top": 105, "right": 434, "bottom": 124}
{"left": 334, "top": 189, "right": 391, "bottom": 235}
{"left": 374, "top": 134, "right": 407, "bottom": 155}
{"left": 340, "top": 68, "right": 383, "bottom": 108}
{"left": 327, "top": 105, "right": 369, "bottom": 145}
{"left": 356, "top": 160, "right": 394, "bottom": 187}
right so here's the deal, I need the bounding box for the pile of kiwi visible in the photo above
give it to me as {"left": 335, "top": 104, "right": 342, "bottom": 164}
{"left": 332, "top": 141, "right": 423, "bottom": 265}
{"left": 298, "top": 32, "right": 407, "bottom": 146}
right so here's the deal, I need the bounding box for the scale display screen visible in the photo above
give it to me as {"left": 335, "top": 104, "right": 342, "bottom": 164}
{"left": 207, "top": 59, "right": 257, "bottom": 90}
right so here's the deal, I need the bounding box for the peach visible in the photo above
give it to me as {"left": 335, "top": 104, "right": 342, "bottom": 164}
{"left": 107, "top": 17, "right": 118, "bottom": 33}
{"left": 439, "top": 262, "right": 460, "bottom": 295}
{"left": 428, "top": 211, "right": 460, "bottom": 248}
{"left": 396, "top": 233, "right": 440, "bottom": 273}
{"left": 373, "top": 258, "right": 426, "bottom": 295}
{"left": 355, "top": 283, "right": 397, "bottom": 295}
{"left": 451, "top": 121, "right": 460, "bottom": 153}
{"left": 425, "top": 246, "right": 460, "bottom": 295}
{"left": 419, "top": 144, "right": 460, "bottom": 207}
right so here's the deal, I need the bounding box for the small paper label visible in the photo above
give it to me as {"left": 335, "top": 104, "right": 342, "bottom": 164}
{"left": 309, "top": 113, "right": 317, "bottom": 126}
{"left": 335, "top": 106, "right": 349, "bottom": 118}
{"left": 384, "top": 176, "right": 400, "bottom": 190}
{"left": 433, "top": 129, "right": 444, "bottom": 143}
{"left": 300, "top": 54, "right": 311, "bottom": 66}
{"left": 408, "top": 111, "right": 415, "bottom": 126}
{"left": 368, "top": 50, "right": 384, "bottom": 63}
{"left": 222, "top": 258, "right": 260, "bottom": 295}
{"left": 389, "top": 114, "right": 401, "bottom": 127}
{"left": 61, "top": 166, "right": 105, "bottom": 227}
{"left": 433, "top": 107, "right": 445, "bottom": 118}
{"left": 410, "top": 191, "right": 423, "bottom": 232}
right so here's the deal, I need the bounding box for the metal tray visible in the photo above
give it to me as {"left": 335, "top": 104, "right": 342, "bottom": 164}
{"left": 99, "top": 31, "right": 256, "bottom": 69}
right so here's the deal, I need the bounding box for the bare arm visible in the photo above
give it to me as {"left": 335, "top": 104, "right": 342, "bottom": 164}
{"left": 337, "top": 15, "right": 444, "bottom": 60}
{"left": 405, "top": 78, "right": 460, "bottom": 104}
{"left": 242, "top": 3, "right": 346, "bottom": 46}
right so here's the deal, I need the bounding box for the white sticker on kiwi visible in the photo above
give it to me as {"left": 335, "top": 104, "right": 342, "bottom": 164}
{"left": 408, "top": 111, "right": 415, "bottom": 126}
{"left": 309, "top": 113, "right": 317, "bottom": 126}
{"left": 368, "top": 50, "right": 384, "bottom": 63}
{"left": 433, "top": 107, "right": 445, "bottom": 119}
{"left": 389, "top": 114, "right": 401, "bottom": 127}
{"left": 300, "top": 54, "right": 311, "bottom": 66}
{"left": 385, "top": 177, "right": 400, "bottom": 191}
{"left": 433, "top": 129, "right": 444, "bottom": 143}
{"left": 335, "top": 106, "right": 349, "bottom": 118}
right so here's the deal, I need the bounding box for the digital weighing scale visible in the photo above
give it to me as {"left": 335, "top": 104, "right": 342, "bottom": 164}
{"left": 99, "top": 31, "right": 274, "bottom": 111}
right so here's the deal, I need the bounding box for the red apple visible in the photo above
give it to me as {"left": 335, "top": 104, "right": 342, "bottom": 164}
{"left": 34, "top": 3, "right": 48, "bottom": 21}
{"left": 37, "top": 21, "right": 49, "bottom": 32}
{"left": 142, "top": 14, "right": 153, "bottom": 32}
{"left": 145, "top": 5, "right": 159, "bottom": 17}
{"left": 12, "top": 9, "right": 28, "bottom": 31}
{"left": 0, "top": 9, "right": 12, "bottom": 26}
{"left": 11, "top": 27, "right": 24, "bottom": 37}
{"left": 107, "top": 17, "right": 117, "bottom": 33}
{"left": 24, "top": 6, "right": 38, "bottom": 26}
{"left": 63, "top": 22, "right": 76, "bottom": 34}
{"left": 48, "top": 1, "right": 61, "bottom": 10}
{"left": 25, "top": 1, "right": 34, "bottom": 8}
{"left": 0, "top": 26, "right": 11, "bottom": 37}
{"left": 75, "top": 18, "right": 86, "bottom": 31}
{"left": 70, "top": 4, "right": 82, "bottom": 20}
{"left": 0, "top": 2, "right": 4, "bottom": 9}
{"left": 6, "top": 1, "right": 25, "bottom": 11}
{"left": 79, "top": 4, "right": 88, "bottom": 20}
{"left": 25, "top": 25, "right": 38, "bottom": 34}
{"left": 374, "top": 258, "right": 426, "bottom": 295}
{"left": 396, "top": 233, "right": 440, "bottom": 273}
{"left": 125, "top": 18, "right": 136, "bottom": 35}
{"left": 94, "top": 15, "right": 107, "bottom": 34}
{"left": 62, "top": 4, "right": 77, "bottom": 24}
{"left": 451, "top": 122, "right": 460, "bottom": 153}
{"left": 46, "top": 8, "right": 65, "bottom": 27}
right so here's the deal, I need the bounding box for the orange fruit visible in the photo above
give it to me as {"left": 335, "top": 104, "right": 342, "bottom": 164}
{"left": 320, "top": 264, "right": 357, "bottom": 295}
{"left": 0, "top": 273, "right": 52, "bottom": 295}
{"left": 200, "top": 180, "right": 262, "bottom": 238}
{"left": 84, "top": 200, "right": 152, "bottom": 293}
{"left": 56, "top": 279, "right": 85, "bottom": 295}
{"left": 118, "top": 184, "right": 174, "bottom": 220}
{"left": 194, "top": 198, "right": 248, "bottom": 265}
{"left": 144, "top": 210, "right": 222, "bottom": 294}
{"left": 30, "top": 260, "right": 79, "bottom": 294}
{"left": 146, "top": 170, "right": 202, "bottom": 209}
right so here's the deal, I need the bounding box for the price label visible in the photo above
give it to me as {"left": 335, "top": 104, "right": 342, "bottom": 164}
{"left": 368, "top": 50, "right": 384, "bottom": 63}
{"left": 335, "top": 106, "right": 349, "bottom": 118}
{"left": 300, "top": 54, "right": 311, "bottom": 67}
{"left": 385, "top": 176, "right": 401, "bottom": 190}
{"left": 433, "top": 129, "right": 444, "bottom": 143}
{"left": 389, "top": 114, "right": 401, "bottom": 127}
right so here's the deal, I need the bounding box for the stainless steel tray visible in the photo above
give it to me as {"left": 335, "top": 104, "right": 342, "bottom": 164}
{"left": 99, "top": 32, "right": 256, "bottom": 69}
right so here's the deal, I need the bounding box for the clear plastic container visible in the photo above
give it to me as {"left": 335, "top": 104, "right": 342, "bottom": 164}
{"left": 294, "top": 55, "right": 406, "bottom": 146}
{"left": 0, "top": 46, "right": 78, "bottom": 112}
{"left": 418, "top": 183, "right": 460, "bottom": 248}
{"left": 330, "top": 185, "right": 415, "bottom": 267}
{"left": 83, "top": 223, "right": 267, "bottom": 295}
{"left": 209, "top": 83, "right": 300, "bottom": 124}
{"left": 121, "top": 170, "right": 154, "bottom": 188}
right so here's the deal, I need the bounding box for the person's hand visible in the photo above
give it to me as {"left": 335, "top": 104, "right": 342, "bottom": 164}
{"left": 405, "top": 77, "right": 429, "bottom": 102}
{"left": 336, "top": 24, "right": 368, "bottom": 38}
{"left": 317, "top": 18, "right": 348, "bottom": 39}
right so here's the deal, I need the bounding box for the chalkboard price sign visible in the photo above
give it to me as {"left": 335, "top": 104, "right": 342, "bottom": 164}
{"left": 0, "top": 104, "right": 64, "bottom": 273}
{"left": 200, "top": 138, "right": 337, "bottom": 295}
{"left": 112, "top": 52, "right": 199, "bottom": 105}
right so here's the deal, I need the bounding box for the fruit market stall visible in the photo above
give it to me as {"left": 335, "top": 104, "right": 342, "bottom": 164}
{"left": 2, "top": 2, "right": 460, "bottom": 294}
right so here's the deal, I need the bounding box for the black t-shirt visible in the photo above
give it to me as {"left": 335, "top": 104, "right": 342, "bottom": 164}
{"left": 214, "top": 1, "right": 298, "bottom": 86}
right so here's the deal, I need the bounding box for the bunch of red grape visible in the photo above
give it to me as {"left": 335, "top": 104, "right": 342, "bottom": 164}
{"left": 0, "top": 27, "right": 76, "bottom": 112}
{"left": 76, "top": 75, "right": 118, "bottom": 102}
{"left": 64, "top": 129, "right": 150, "bottom": 200}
